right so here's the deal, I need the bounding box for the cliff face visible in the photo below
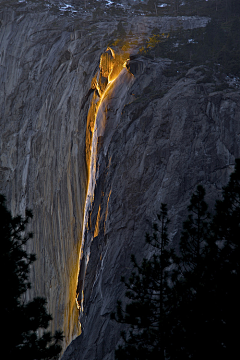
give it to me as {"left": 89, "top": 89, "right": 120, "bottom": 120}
{"left": 0, "top": 7, "right": 105, "bottom": 347}
{"left": 0, "top": 5, "right": 239, "bottom": 359}
{"left": 62, "top": 60, "right": 240, "bottom": 359}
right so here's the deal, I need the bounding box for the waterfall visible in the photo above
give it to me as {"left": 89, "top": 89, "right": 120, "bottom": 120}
{"left": 75, "top": 47, "right": 134, "bottom": 328}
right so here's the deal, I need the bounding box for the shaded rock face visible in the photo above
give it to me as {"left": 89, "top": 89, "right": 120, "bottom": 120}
{"left": 0, "top": 6, "right": 239, "bottom": 360}
{"left": 62, "top": 57, "right": 240, "bottom": 359}
{"left": 0, "top": 8, "right": 110, "bottom": 348}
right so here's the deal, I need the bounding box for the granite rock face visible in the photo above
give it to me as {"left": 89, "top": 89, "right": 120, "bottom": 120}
{"left": 62, "top": 59, "right": 240, "bottom": 360}
{"left": 0, "top": 5, "right": 239, "bottom": 359}
{"left": 0, "top": 7, "right": 108, "bottom": 348}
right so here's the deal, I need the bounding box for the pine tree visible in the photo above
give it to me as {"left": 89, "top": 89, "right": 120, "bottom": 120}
{"left": 165, "top": 185, "right": 212, "bottom": 360}
{"left": 168, "top": 165, "right": 240, "bottom": 360}
{"left": 112, "top": 162, "right": 240, "bottom": 360}
{"left": 0, "top": 194, "right": 63, "bottom": 359}
{"left": 111, "top": 204, "right": 173, "bottom": 360}
{"left": 208, "top": 159, "right": 240, "bottom": 359}
{"left": 179, "top": 185, "right": 210, "bottom": 275}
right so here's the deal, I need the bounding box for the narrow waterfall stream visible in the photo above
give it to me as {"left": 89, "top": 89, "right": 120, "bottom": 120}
{"left": 75, "top": 47, "right": 134, "bottom": 328}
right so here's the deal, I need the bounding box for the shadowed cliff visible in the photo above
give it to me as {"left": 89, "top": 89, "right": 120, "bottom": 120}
{"left": 62, "top": 56, "right": 240, "bottom": 360}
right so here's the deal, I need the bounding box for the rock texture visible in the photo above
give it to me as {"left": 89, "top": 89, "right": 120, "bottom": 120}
{"left": 62, "top": 58, "right": 240, "bottom": 359}
{"left": 0, "top": 4, "right": 239, "bottom": 359}
{"left": 0, "top": 6, "right": 108, "bottom": 348}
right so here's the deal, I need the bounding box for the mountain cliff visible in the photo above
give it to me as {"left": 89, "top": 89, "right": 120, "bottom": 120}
{"left": 0, "top": 2, "right": 239, "bottom": 359}
{"left": 62, "top": 59, "right": 240, "bottom": 360}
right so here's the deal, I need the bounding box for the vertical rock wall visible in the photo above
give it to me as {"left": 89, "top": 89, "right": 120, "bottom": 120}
{"left": 62, "top": 60, "right": 240, "bottom": 360}
{"left": 0, "top": 8, "right": 109, "bottom": 348}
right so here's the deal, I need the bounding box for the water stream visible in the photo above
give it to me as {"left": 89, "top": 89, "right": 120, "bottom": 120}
{"left": 75, "top": 47, "right": 134, "bottom": 327}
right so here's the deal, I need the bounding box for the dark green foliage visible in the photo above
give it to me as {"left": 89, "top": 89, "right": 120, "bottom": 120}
{"left": 111, "top": 204, "right": 173, "bottom": 360}
{"left": 213, "top": 159, "right": 240, "bottom": 248}
{"left": 168, "top": 168, "right": 239, "bottom": 360}
{"left": 179, "top": 185, "right": 210, "bottom": 274}
{"left": 112, "top": 161, "right": 240, "bottom": 360}
{"left": 167, "top": 186, "right": 213, "bottom": 360}
{"left": 208, "top": 159, "right": 240, "bottom": 357}
{"left": 0, "top": 195, "right": 63, "bottom": 359}
{"left": 1, "top": 197, "right": 35, "bottom": 306}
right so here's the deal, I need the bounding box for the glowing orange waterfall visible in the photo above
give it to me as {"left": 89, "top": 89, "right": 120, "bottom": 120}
{"left": 75, "top": 47, "right": 133, "bottom": 327}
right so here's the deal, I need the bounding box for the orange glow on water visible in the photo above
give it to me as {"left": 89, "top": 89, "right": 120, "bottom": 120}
{"left": 76, "top": 47, "right": 130, "bottom": 315}
{"left": 94, "top": 205, "right": 101, "bottom": 238}
{"left": 85, "top": 46, "right": 130, "bottom": 181}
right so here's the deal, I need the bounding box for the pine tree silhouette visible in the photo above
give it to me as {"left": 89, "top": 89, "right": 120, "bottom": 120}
{"left": 168, "top": 185, "right": 212, "bottom": 360}
{"left": 112, "top": 161, "right": 239, "bottom": 360}
{"left": 111, "top": 204, "right": 173, "bottom": 360}
{"left": 0, "top": 194, "right": 63, "bottom": 359}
